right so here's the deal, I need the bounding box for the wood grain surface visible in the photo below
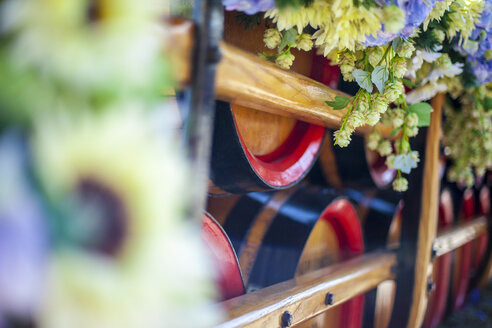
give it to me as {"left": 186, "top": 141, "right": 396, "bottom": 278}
{"left": 433, "top": 216, "right": 488, "bottom": 257}
{"left": 168, "top": 18, "right": 393, "bottom": 137}
{"left": 217, "top": 251, "right": 396, "bottom": 328}
{"left": 405, "top": 93, "right": 444, "bottom": 328}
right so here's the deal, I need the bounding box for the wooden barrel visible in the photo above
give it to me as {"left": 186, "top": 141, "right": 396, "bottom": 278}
{"left": 448, "top": 186, "right": 475, "bottom": 311}
{"left": 344, "top": 188, "right": 402, "bottom": 328}
{"left": 202, "top": 213, "right": 245, "bottom": 301}
{"left": 311, "top": 135, "right": 396, "bottom": 190}
{"left": 422, "top": 188, "right": 454, "bottom": 328}
{"left": 470, "top": 186, "right": 490, "bottom": 275}
{"left": 209, "top": 12, "right": 335, "bottom": 194}
{"left": 207, "top": 184, "right": 365, "bottom": 327}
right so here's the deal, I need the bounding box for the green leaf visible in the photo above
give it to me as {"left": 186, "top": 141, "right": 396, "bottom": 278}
{"left": 352, "top": 69, "right": 373, "bottom": 93}
{"left": 389, "top": 127, "right": 402, "bottom": 137}
{"left": 402, "top": 78, "right": 416, "bottom": 89}
{"left": 392, "top": 37, "right": 403, "bottom": 52}
{"left": 371, "top": 65, "right": 389, "bottom": 93}
{"left": 278, "top": 28, "right": 297, "bottom": 52}
{"left": 408, "top": 102, "right": 433, "bottom": 127}
{"left": 484, "top": 97, "right": 492, "bottom": 112}
{"left": 325, "top": 96, "right": 351, "bottom": 110}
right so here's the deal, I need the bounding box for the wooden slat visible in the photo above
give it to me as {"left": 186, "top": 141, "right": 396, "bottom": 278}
{"left": 405, "top": 93, "right": 444, "bottom": 328}
{"left": 433, "top": 216, "right": 488, "bottom": 258}
{"left": 168, "top": 18, "right": 392, "bottom": 137}
{"left": 217, "top": 251, "right": 396, "bottom": 328}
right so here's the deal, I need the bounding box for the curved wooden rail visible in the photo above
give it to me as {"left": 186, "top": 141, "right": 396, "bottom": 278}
{"left": 433, "top": 216, "right": 488, "bottom": 258}
{"left": 217, "top": 251, "right": 396, "bottom": 328}
{"left": 168, "top": 18, "right": 392, "bottom": 137}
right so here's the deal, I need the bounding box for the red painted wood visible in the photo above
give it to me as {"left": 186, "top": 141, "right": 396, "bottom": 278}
{"left": 321, "top": 199, "right": 365, "bottom": 328}
{"left": 471, "top": 186, "right": 490, "bottom": 270}
{"left": 202, "top": 213, "right": 245, "bottom": 301}
{"left": 232, "top": 55, "right": 339, "bottom": 188}
{"left": 423, "top": 189, "right": 453, "bottom": 328}
{"left": 451, "top": 189, "right": 475, "bottom": 310}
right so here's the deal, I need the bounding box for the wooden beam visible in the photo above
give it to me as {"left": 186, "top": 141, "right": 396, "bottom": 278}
{"left": 217, "top": 251, "right": 396, "bottom": 328}
{"left": 168, "top": 18, "right": 392, "bottom": 136}
{"left": 433, "top": 216, "right": 488, "bottom": 258}
{"left": 405, "top": 93, "right": 444, "bottom": 328}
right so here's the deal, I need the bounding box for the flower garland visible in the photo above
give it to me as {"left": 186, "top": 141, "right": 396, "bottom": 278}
{"left": 226, "top": 0, "right": 492, "bottom": 191}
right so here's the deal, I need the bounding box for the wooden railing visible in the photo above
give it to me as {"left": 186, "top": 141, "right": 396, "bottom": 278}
{"left": 217, "top": 251, "right": 396, "bottom": 327}
{"left": 433, "top": 216, "right": 488, "bottom": 258}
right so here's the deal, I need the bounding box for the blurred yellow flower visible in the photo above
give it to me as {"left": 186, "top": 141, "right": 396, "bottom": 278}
{"left": 1, "top": 0, "right": 168, "bottom": 96}
{"left": 33, "top": 106, "right": 222, "bottom": 328}
{"left": 266, "top": 0, "right": 384, "bottom": 55}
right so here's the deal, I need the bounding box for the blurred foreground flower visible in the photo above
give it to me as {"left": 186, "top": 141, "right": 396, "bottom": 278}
{"left": 32, "top": 107, "right": 222, "bottom": 328}
{"left": 0, "top": 0, "right": 168, "bottom": 101}
{"left": 0, "top": 131, "right": 48, "bottom": 322}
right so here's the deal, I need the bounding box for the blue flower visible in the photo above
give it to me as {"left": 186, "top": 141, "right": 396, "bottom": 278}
{"left": 0, "top": 132, "right": 48, "bottom": 321}
{"left": 364, "top": 0, "right": 436, "bottom": 46}
{"left": 222, "top": 0, "right": 275, "bottom": 14}
{"left": 471, "top": 57, "right": 492, "bottom": 84}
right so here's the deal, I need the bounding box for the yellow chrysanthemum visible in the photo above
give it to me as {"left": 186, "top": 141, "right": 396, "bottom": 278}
{"left": 266, "top": 0, "right": 384, "bottom": 55}
{"left": 446, "top": 0, "right": 484, "bottom": 43}
{"left": 423, "top": 0, "right": 454, "bottom": 30}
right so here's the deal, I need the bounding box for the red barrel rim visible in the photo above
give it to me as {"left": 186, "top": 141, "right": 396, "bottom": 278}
{"left": 367, "top": 147, "right": 396, "bottom": 188}
{"left": 472, "top": 186, "right": 490, "bottom": 269}
{"left": 202, "top": 213, "right": 245, "bottom": 301}
{"left": 424, "top": 189, "right": 453, "bottom": 328}
{"left": 451, "top": 189, "right": 475, "bottom": 310}
{"left": 232, "top": 53, "right": 335, "bottom": 188}
{"left": 320, "top": 198, "right": 365, "bottom": 328}
{"left": 236, "top": 120, "right": 325, "bottom": 187}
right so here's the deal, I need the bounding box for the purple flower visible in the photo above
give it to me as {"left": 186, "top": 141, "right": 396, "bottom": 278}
{"left": 453, "top": 0, "right": 492, "bottom": 85}
{"left": 471, "top": 58, "right": 492, "bottom": 84}
{"left": 364, "top": 0, "right": 436, "bottom": 46}
{"left": 0, "top": 132, "right": 48, "bottom": 321}
{"left": 222, "top": 0, "right": 275, "bottom": 14}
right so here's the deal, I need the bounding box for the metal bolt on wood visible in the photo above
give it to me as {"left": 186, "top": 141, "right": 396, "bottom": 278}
{"left": 325, "top": 292, "right": 335, "bottom": 306}
{"left": 281, "top": 311, "right": 293, "bottom": 327}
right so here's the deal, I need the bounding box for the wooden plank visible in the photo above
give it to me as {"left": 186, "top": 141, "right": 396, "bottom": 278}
{"left": 433, "top": 216, "right": 488, "bottom": 258}
{"left": 168, "top": 18, "right": 392, "bottom": 137}
{"left": 405, "top": 93, "right": 444, "bottom": 328}
{"left": 217, "top": 251, "right": 396, "bottom": 328}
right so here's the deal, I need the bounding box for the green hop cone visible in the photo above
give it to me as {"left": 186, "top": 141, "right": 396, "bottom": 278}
{"left": 371, "top": 93, "right": 389, "bottom": 114}
{"left": 393, "top": 176, "right": 408, "bottom": 192}
{"left": 333, "top": 129, "right": 352, "bottom": 147}
{"left": 377, "top": 140, "right": 393, "bottom": 156}
{"left": 386, "top": 155, "right": 396, "bottom": 169}
{"left": 396, "top": 42, "right": 415, "bottom": 59}
{"left": 340, "top": 64, "right": 355, "bottom": 82}
{"left": 366, "top": 110, "right": 381, "bottom": 126}
{"left": 393, "top": 57, "right": 407, "bottom": 79}
{"left": 405, "top": 112, "right": 419, "bottom": 128}
{"left": 367, "top": 131, "right": 381, "bottom": 150}
{"left": 383, "top": 81, "right": 403, "bottom": 103}
{"left": 264, "top": 28, "right": 282, "bottom": 49}
{"left": 358, "top": 91, "right": 371, "bottom": 115}
{"left": 295, "top": 34, "right": 313, "bottom": 52}
{"left": 347, "top": 110, "right": 365, "bottom": 129}
{"left": 275, "top": 51, "right": 295, "bottom": 69}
